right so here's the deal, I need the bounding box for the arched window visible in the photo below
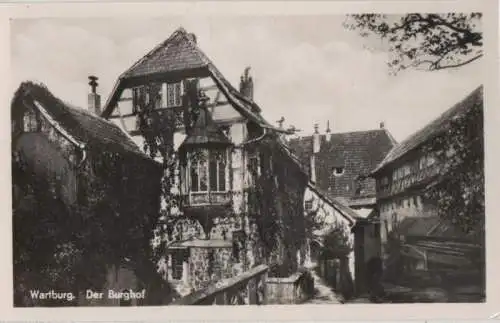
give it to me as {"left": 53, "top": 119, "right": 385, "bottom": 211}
{"left": 188, "top": 148, "right": 227, "bottom": 192}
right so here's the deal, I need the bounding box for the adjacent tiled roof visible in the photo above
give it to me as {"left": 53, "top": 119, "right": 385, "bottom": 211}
{"left": 288, "top": 129, "right": 396, "bottom": 203}
{"left": 371, "top": 85, "right": 483, "bottom": 175}
{"left": 12, "top": 82, "right": 150, "bottom": 160}
{"left": 307, "top": 182, "right": 357, "bottom": 225}
{"left": 181, "top": 108, "right": 231, "bottom": 147}
{"left": 103, "top": 27, "right": 287, "bottom": 135}
{"left": 397, "top": 216, "right": 464, "bottom": 239}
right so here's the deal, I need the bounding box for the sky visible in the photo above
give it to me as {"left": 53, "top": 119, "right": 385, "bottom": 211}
{"left": 10, "top": 16, "right": 484, "bottom": 142}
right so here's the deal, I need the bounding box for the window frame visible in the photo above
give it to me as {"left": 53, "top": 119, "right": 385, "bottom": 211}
{"left": 170, "top": 249, "right": 185, "bottom": 281}
{"left": 187, "top": 148, "right": 228, "bottom": 193}
{"left": 332, "top": 166, "right": 345, "bottom": 177}
{"left": 304, "top": 198, "right": 314, "bottom": 212}
{"left": 23, "top": 108, "right": 40, "bottom": 132}
{"left": 162, "top": 81, "right": 184, "bottom": 108}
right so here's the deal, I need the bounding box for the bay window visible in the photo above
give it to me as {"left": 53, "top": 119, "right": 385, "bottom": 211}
{"left": 188, "top": 148, "right": 227, "bottom": 193}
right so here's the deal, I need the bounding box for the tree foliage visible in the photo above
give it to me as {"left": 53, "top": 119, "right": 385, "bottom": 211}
{"left": 344, "top": 13, "right": 483, "bottom": 73}
{"left": 304, "top": 197, "right": 353, "bottom": 258}
{"left": 422, "top": 90, "right": 484, "bottom": 239}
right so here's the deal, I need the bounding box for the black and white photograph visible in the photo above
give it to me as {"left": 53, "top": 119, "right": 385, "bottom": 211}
{"left": 9, "top": 2, "right": 491, "bottom": 310}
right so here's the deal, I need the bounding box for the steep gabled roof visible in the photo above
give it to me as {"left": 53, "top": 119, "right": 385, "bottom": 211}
{"left": 122, "top": 28, "right": 209, "bottom": 79}
{"left": 371, "top": 85, "right": 483, "bottom": 175}
{"left": 288, "top": 129, "right": 396, "bottom": 202}
{"left": 102, "top": 27, "right": 286, "bottom": 134}
{"left": 12, "top": 82, "right": 153, "bottom": 161}
{"left": 307, "top": 182, "right": 357, "bottom": 226}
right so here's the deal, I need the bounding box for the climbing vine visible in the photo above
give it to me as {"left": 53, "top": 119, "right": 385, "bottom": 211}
{"left": 247, "top": 139, "right": 308, "bottom": 277}
{"left": 422, "top": 89, "right": 484, "bottom": 239}
{"left": 133, "top": 80, "right": 203, "bottom": 262}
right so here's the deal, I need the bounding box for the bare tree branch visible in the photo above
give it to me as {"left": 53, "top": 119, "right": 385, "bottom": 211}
{"left": 344, "top": 13, "right": 483, "bottom": 73}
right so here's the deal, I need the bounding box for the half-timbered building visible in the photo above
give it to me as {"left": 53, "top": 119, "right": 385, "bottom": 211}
{"left": 100, "top": 27, "right": 309, "bottom": 296}
{"left": 370, "top": 85, "right": 484, "bottom": 278}
{"left": 12, "top": 81, "right": 170, "bottom": 306}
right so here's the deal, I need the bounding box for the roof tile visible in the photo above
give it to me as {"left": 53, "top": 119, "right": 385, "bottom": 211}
{"left": 289, "top": 129, "right": 395, "bottom": 203}
{"left": 372, "top": 85, "right": 483, "bottom": 174}
{"left": 12, "top": 82, "right": 149, "bottom": 160}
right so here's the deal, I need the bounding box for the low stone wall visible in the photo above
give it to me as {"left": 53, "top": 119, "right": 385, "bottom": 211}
{"left": 265, "top": 270, "right": 314, "bottom": 304}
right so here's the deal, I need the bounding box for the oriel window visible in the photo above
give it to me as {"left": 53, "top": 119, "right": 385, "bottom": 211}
{"left": 189, "top": 148, "right": 227, "bottom": 192}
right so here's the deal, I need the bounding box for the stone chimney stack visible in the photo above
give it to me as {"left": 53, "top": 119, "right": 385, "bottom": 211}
{"left": 88, "top": 76, "right": 101, "bottom": 115}
{"left": 239, "top": 67, "right": 254, "bottom": 101}
{"left": 380, "top": 121, "right": 385, "bottom": 129}
{"left": 309, "top": 123, "right": 321, "bottom": 183}
{"left": 325, "top": 120, "right": 332, "bottom": 142}
{"left": 313, "top": 123, "right": 321, "bottom": 154}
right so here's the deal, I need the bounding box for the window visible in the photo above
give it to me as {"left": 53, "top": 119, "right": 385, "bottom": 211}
{"left": 333, "top": 167, "right": 344, "bottom": 176}
{"left": 381, "top": 177, "right": 389, "bottom": 186}
{"left": 232, "top": 240, "right": 240, "bottom": 262}
{"left": 403, "top": 165, "right": 411, "bottom": 177}
{"left": 354, "top": 179, "right": 363, "bottom": 196}
{"left": 305, "top": 199, "right": 313, "bottom": 211}
{"left": 132, "top": 86, "right": 159, "bottom": 113}
{"left": 23, "top": 109, "right": 39, "bottom": 132}
{"left": 248, "top": 153, "right": 260, "bottom": 185}
{"left": 391, "top": 212, "right": 398, "bottom": 227}
{"left": 171, "top": 250, "right": 184, "bottom": 280}
{"left": 189, "top": 149, "right": 227, "bottom": 192}
{"left": 162, "top": 81, "right": 183, "bottom": 108}
{"left": 131, "top": 87, "right": 142, "bottom": 113}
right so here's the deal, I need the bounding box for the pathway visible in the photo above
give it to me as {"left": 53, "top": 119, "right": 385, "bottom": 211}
{"left": 303, "top": 266, "right": 343, "bottom": 304}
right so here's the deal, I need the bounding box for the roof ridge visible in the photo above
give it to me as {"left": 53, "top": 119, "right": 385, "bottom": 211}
{"left": 371, "top": 85, "right": 483, "bottom": 174}
{"left": 297, "top": 128, "right": 388, "bottom": 138}
{"left": 122, "top": 27, "right": 188, "bottom": 78}
{"left": 13, "top": 81, "right": 155, "bottom": 162}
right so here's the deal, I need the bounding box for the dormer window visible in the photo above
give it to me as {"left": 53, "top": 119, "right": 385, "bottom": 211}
{"left": 333, "top": 167, "right": 344, "bottom": 177}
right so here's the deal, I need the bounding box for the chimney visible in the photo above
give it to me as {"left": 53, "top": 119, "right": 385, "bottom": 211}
{"left": 325, "top": 120, "right": 332, "bottom": 142}
{"left": 276, "top": 116, "right": 285, "bottom": 129}
{"left": 313, "top": 123, "right": 321, "bottom": 154}
{"left": 239, "top": 67, "right": 254, "bottom": 101}
{"left": 187, "top": 32, "right": 197, "bottom": 44}
{"left": 380, "top": 121, "right": 385, "bottom": 129}
{"left": 88, "top": 76, "right": 101, "bottom": 115}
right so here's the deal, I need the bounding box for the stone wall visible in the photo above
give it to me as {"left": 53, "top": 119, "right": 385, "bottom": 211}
{"left": 265, "top": 270, "right": 314, "bottom": 304}
{"left": 303, "top": 186, "right": 355, "bottom": 278}
{"left": 189, "top": 246, "right": 234, "bottom": 291}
